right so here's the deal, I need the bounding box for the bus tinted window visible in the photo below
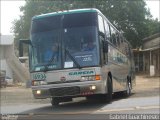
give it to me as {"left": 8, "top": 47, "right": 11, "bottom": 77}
{"left": 98, "top": 15, "right": 105, "bottom": 34}
{"left": 32, "top": 12, "right": 97, "bottom": 33}
{"left": 116, "top": 33, "right": 120, "bottom": 47}
{"left": 32, "top": 15, "right": 61, "bottom": 33}
{"left": 110, "top": 26, "right": 117, "bottom": 46}
{"left": 63, "top": 12, "right": 97, "bottom": 28}
{"left": 30, "top": 12, "right": 100, "bottom": 71}
{"left": 119, "top": 34, "right": 124, "bottom": 52}
{"left": 104, "top": 20, "right": 110, "bottom": 41}
{"left": 124, "top": 41, "right": 129, "bottom": 56}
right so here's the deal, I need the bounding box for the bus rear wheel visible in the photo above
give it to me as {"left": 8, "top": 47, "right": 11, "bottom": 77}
{"left": 124, "top": 80, "right": 131, "bottom": 97}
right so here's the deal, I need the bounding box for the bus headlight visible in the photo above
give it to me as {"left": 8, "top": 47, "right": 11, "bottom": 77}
{"left": 32, "top": 81, "right": 39, "bottom": 86}
{"left": 32, "top": 80, "right": 47, "bottom": 86}
{"left": 90, "top": 85, "right": 96, "bottom": 90}
{"left": 81, "top": 76, "right": 94, "bottom": 81}
{"left": 88, "top": 76, "right": 95, "bottom": 80}
{"left": 81, "top": 76, "right": 89, "bottom": 81}
{"left": 36, "top": 90, "right": 41, "bottom": 95}
{"left": 40, "top": 81, "right": 47, "bottom": 85}
{"left": 81, "top": 75, "right": 101, "bottom": 81}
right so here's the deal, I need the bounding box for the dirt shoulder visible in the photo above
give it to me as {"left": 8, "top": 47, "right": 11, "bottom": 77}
{"left": 131, "top": 75, "right": 160, "bottom": 98}
{"left": 0, "top": 87, "right": 50, "bottom": 106}
{"left": 0, "top": 75, "right": 159, "bottom": 106}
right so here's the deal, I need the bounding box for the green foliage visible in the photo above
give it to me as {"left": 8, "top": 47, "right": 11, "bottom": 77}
{"left": 12, "top": 0, "right": 160, "bottom": 49}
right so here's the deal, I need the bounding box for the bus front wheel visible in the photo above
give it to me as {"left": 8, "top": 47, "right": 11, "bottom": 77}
{"left": 107, "top": 76, "right": 113, "bottom": 102}
{"left": 102, "top": 76, "right": 113, "bottom": 103}
{"left": 51, "top": 97, "right": 59, "bottom": 107}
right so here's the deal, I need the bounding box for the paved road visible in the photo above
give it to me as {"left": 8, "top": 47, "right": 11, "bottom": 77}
{"left": 1, "top": 95, "right": 159, "bottom": 119}
{"left": 1, "top": 75, "right": 159, "bottom": 120}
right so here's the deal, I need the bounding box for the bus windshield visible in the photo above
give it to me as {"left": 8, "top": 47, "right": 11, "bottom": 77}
{"left": 30, "top": 12, "right": 100, "bottom": 72}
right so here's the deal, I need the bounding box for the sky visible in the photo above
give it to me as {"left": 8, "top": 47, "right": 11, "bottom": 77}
{"left": 0, "top": 0, "right": 160, "bottom": 35}
{"left": 1, "top": 1, "right": 25, "bottom": 35}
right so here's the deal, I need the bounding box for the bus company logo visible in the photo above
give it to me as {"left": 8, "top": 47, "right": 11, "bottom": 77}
{"left": 69, "top": 71, "right": 94, "bottom": 76}
{"left": 60, "top": 77, "right": 66, "bottom": 82}
{"left": 33, "top": 73, "right": 46, "bottom": 80}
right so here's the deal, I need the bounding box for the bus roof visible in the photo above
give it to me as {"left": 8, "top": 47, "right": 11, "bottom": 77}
{"left": 32, "top": 8, "right": 100, "bottom": 20}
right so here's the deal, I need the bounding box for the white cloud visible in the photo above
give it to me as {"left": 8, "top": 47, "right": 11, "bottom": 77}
{"left": 0, "top": 0, "right": 159, "bottom": 35}
{"left": 146, "top": 0, "right": 160, "bottom": 21}
{"left": 0, "top": 1, "right": 25, "bottom": 35}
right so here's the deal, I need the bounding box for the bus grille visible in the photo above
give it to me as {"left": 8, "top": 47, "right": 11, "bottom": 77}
{"left": 49, "top": 87, "right": 80, "bottom": 97}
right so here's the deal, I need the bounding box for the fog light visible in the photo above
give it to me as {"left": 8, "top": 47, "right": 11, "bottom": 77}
{"left": 36, "top": 90, "right": 41, "bottom": 94}
{"left": 90, "top": 85, "right": 96, "bottom": 90}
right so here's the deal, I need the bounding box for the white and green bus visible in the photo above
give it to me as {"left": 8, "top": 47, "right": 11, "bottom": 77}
{"left": 21, "top": 8, "right": 135, "bottom": 106}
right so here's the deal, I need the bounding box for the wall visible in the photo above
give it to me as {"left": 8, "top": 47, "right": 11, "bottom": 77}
{"left": 0, "top": 35, "right": 14, "bottom": 78}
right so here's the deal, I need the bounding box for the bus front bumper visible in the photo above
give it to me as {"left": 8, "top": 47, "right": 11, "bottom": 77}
{"left": 32, "top": 80, "right": 105, "bottom": 99}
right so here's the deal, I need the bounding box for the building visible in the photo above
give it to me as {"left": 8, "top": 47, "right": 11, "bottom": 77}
{"left": 0, "top": 35, "right": 14, "bottom": 78}
{"left": 133, "top": 33, "right": 160, "bottom": 76}
{"left": 0, "top": 35, "right": 30, "bottom": 83}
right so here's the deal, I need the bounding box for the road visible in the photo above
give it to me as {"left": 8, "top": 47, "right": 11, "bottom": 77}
{"left": 1, "top": 95, "right": 159, "bottom": 119}
{"left": 1, "top": 76, "right": 159, "bottom": 119}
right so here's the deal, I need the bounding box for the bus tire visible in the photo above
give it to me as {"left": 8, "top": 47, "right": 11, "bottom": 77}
{"left": 51, "top": 97, "right": 59, "bottom": 107}
{"left": 124, "top": 80, "right": 131, "bottom": 97}
{"left": 102, "top": 76, "right": 113, "bottom": 103}
{"left": 107, "top": 76, "right": 113, "bottom": 102}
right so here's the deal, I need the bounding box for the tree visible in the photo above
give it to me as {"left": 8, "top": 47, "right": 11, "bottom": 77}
{"left": 12, "top": 0, "right": 160, "bottom": 49}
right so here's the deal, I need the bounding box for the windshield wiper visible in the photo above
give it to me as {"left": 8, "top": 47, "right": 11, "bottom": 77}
{"left": 65, "top": 48, "right": 81, "bottom": 69}
{"left": 43, "top": 54, "right": 57, "bottom": 72}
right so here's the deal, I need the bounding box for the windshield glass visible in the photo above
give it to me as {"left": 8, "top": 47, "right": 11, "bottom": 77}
{"left": 30, "top": 12, "right": 99, "bottom": 72}
{"left": 30, "top": 30, "right": 61, "bottom": 71}
{"left": 64, "top": 26, "right": 99, "bottom": 68}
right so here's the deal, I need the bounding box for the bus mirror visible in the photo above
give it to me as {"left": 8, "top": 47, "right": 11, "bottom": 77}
{"left": 103, "top": 41, "right": 108, "bottom": 53}
{"left": 19, "top": 39, "right": 31, "bottom": 57}
{"left": 19, "top": 39, "right": 32, "bottom": 45}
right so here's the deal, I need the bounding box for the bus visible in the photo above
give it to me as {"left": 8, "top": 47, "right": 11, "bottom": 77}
{"left": 21, "top": 8, "right": 135, "bottom": 106}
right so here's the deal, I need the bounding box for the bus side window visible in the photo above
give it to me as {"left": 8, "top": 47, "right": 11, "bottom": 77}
{"left": 116, "top": 33, "right": 120, "bottom": 47}
{"left": 124, "top": 41, "right": 129, "bottom": 56}
{"left": 104, "top": 20, "right": 110, "bottom": 41}
{"left": 110, "top": 26, "right": 117, "bottom": 46}
{"left": 119, "top": 34, "right": 124, "bottom": 52}
{"left": 98, "top": 15, "right": 105, "bottom": 39}
{"left": 98, "top": 15, "right": 107, "bottom": 64}
{"left": 128, "top": 44, "right": 132, "bottom": 58}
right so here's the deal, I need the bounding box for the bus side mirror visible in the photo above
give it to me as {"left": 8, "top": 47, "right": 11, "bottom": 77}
{"left": 103, "top": 41, "right": 108, "bottom": 53}
{"left": 19, "top": 39, "right": 31, "bottom": 57}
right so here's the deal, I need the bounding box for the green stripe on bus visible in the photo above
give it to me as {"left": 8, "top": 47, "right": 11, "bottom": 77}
{"left": 32, "top": 9, "right": 97, "bottom": 20}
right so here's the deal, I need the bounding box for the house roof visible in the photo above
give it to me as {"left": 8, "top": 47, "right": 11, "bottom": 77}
{"left": 142, "top": 33, "right": 160, "bottom": 42}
